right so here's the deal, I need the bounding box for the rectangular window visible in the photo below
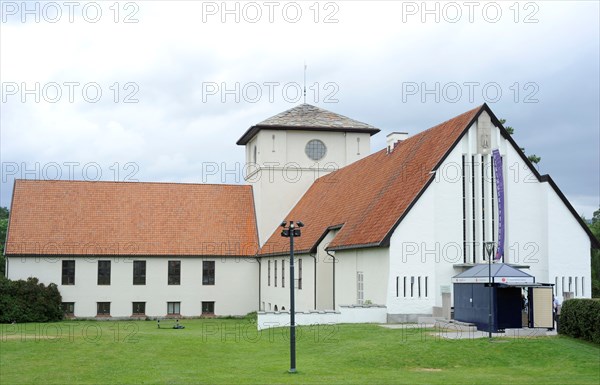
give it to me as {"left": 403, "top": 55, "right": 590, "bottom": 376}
{"left": 582, "top": 277, "right": 585, "bottom": 296}
{"left": 410, "top": 276, "right": 415, "bottom": 298}
{"left": 202, "top": 301, "right": 215, "bottom": 315}
{"left": 62, "top": 260, "right": 75, "bottom": 285}
{"left": 132, "top": 302, "right": 145, "bottom": 315}
{"left": 281, "top": 259, "right": 285, "bottom": 288}
{"left": 97, "top": 302, "right": 110, "bottom": 316}
{"left": 403, "top": 277, "right": 407, "bottom": 297}
{"left": 462, "top": 155, "right": 467, "bottom": 263}
{"left": 396, "top": 276, "right": 399, "bottom": 297}
{"left": 418, "top": 276, "right": 422, "bottom": 298}
{"left": 98, "top": 260, "right": 111, "bottom": 285}
{"left": 561, "top": 276, "right": 565, "bottom": 295}
{"left": 298, "top": 259, "right": 302, "bottom": 290}
{"left": 274, "top": 260, "right": 278, "bottom": 287}
{"left": 357, "top": 271, "right": 364, "bottom": 304}
{"left": 203, "top": 261, "right": 215, "bottom": 285}
{"left": 167, "top": 302, "right": 180, "bottom": 315}
{"left": 471, "top": 155, "right": 476, "bottom": 263}
{"left": 133, "top": 260, "right": 146, "bottom": 285}
{"left": 555, "top": 277, "right": 558, "bottom": 296}
{"left": 168, "top": 261, "right": 181, "bottom": 285}
{"left": 575, "top": 277, "right": 578, "bottom": 296}
{"left": 61, "top": 302, "right": 74, "bottom": 316}
{"left": 425, "top": 276, "right": 428, "bottom": 297}
{"left": 268, "top": 260, "right": 271, "bottom": 286}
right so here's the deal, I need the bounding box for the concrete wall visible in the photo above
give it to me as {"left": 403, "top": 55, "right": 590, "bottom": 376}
{"left": 7, "top": 256, "right": 259, "bottom": 318}
{"left": 257, "top": 305, "right": 387, "bottom": 330}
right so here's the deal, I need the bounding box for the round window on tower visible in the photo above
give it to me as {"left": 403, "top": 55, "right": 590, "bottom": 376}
{"left": 305, "top": 139, "right": 327, "bottom": 161}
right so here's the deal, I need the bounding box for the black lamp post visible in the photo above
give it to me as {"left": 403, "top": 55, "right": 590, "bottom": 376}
{"left": 484, "top": 242, "right": 496, "bottom": 340}
{"left": 280, "top": 220, "right": 303, "bottom": 373}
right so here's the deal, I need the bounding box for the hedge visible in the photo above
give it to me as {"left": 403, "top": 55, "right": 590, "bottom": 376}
{"left": 558, "top": 298, "right": 600, "bottom": 344}
{"left": 0, "top": 276, "right": 63, "bottom": 323}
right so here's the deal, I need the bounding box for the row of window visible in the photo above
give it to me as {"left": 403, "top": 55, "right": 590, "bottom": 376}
{"left": 61, "top": 260, "right": 215, "bottom": 286}
{"left": 61, "top": 301, "right": 215, "bottom": 316}
{"left": 267, "top": 259, "right": 302, "bottom": 289}
{"left": 396, "top": 276, "right": 429, "bottom": 298}
{"left": 555, "top": 276, "right": 585, "bottom": 297}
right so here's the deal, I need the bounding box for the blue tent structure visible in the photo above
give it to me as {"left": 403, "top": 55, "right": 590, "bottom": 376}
{"left": 452, "top": 264, "right": 550, "bottom": 332}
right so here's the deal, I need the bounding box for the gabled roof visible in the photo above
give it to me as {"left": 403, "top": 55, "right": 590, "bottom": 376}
{"left": 236, "top": 104, "right": 380, "bottom": 145}
{"left": 259, "top": 105, "right": 484, "bottom": 256}
{"left": 259, "top": 104, "right": 600, "bottom": 256}
{"left": 5, "top": 180, "right": 259, "bottom": 256}
{"left": 453, "top": 263, "right": 533, "bottom": 279}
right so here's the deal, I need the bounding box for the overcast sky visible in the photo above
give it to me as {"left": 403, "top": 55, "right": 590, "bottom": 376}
{"left": 1, "top": 0, "right": 598, "bottom": 217}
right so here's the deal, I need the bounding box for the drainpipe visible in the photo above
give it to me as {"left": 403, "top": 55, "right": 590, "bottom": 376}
{"left": 326, "top": 250, "right": 336, "bottom": 310}
{"left": 255, "top": 257, "right": 261, "bottom": 311}
{"left": 309, "top": 252, "right": 317, "bottom": 310}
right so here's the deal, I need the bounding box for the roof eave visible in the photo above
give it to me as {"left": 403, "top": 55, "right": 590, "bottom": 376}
{"left": 237, "top": 125, "right": 380, "bottom": 146}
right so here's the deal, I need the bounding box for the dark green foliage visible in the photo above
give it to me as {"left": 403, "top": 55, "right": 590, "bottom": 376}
{"left": 0, "top": 276, "right": 63, "bottom": 323}
{"left": 559, "top": 298, "right": 600, "bottom": 344}
{"left": 589, "top": 208, "right": 600, "bottom": 297}
{"left": 0, "top": 206, "right": 8, "bottom": 276}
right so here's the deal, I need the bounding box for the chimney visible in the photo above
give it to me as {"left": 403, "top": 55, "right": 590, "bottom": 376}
{"left": 386, "top": 132, "right": 408, "bottom": 153}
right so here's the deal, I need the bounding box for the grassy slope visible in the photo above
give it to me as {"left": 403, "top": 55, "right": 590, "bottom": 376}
{"left": 0, "top": 319, "right": 598, "bottom": 384}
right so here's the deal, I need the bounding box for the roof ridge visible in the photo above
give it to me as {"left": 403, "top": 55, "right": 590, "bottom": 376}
{"left": 14, "top": 179, "right": 250, "bottom": 188}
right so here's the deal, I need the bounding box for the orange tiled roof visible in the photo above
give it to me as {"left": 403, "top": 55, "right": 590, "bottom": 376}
{"left": 6, "top": 180, "right": 259, "bottom": 256}
{"left": 259, "top": 105, "right": 484, "bottom": 255}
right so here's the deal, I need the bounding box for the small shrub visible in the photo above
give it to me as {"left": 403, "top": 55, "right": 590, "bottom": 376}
{"left": 559, "top": 298, "right": 600, "bottom": 344}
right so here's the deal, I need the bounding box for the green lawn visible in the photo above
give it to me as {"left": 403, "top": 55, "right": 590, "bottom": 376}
{"left": 0, "top": 318, "right": 598, "bottom": 384}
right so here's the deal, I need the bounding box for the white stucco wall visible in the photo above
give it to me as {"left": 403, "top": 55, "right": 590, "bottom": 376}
{"left": 6, "top": 256, "right": 259, "bottom": 318}
{"left": 246, "top": 129, "right": 371, "bottom": 244}
{"left": 259, "top": 254, "right": 314, "bottom": 312}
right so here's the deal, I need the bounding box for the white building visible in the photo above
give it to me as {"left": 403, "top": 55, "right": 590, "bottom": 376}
{"left": 4, "top": 104, "right": 598, "bottom": 320}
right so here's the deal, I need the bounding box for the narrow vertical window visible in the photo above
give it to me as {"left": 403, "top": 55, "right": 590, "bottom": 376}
{"left": 462, "top": 154, "right": 467, "bottom": 263}
{"left": 268, "top": 260, "right": 271, "bottom": 286}
{"left": 575, "top": 277, "right": 578, "bottom": 296}
{"left": 274, "top": 260, "right": 278, "bottom": 287}
{"left": 98, "top": 260, "right": 111, "bottom": 285}
{"left": 396, "top": 276, "right": 399, "bottom": 297}
{"left": 425, "top": 276, "right": 428, "bottom": 297}
{"left": 253, "top": 145, "right": 257, "bottom": 163}
{"left": 356, "top": 137, "right": 361, "bottom": 155}
{"left": 403, "top": 277, "right": 407, "bottom": 297}
{"left": 481, "top": 158, "right": 486, "bottom": 259}
{"left": 418, "top": 276, "right": 422, "bottom": 298}
{"left": 168, "top": 261, "right": 181, "bottom": 285}
{"left": 133, "top": 260, "right": 146, "bottom": 285}
{"left": 272, "top": 134, "right": 276, "bottom": 152}
{"left": 62, "top": 260, "right": 75, "bottom": 285}
{"left": 202, "top": 261, "right": 215, "bottom": 285}
{"left": 582, "top": 277, "right": 585, "bottom": 296}
{"left": 298, "top": 259, "right": 302, "bottom": 290}
{"left": 555, "top": 277, "right": 558, "bottom": 296}
{"left": 357, "top": 272, "right": 364, "bottom": 305}
{"left": 561, "top": 277, "right": 565, "bottom": 295}
{"left": 471, "top": 155, "right": 476, "bottom": 263}
{"left": 281, "top": 259, "right": 285, "bottom": 288}
{"left": 410, "top": 276, "right": 414, "bottom": 298}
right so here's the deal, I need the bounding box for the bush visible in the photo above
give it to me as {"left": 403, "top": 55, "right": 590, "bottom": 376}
{"left": 558, "top": 298, "right": 600, "bottom": 344}
{"left": 0, "top": 276, "right": 63, "bottom": 323}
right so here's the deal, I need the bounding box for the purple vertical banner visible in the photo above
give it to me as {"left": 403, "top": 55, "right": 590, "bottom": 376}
{"left": 492, "top": 149, "right": 504, "bottom": 260}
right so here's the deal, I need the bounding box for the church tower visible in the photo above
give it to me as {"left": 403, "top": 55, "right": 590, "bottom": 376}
{"left": 236, "top": 104, "right": 380, "bottom": 245}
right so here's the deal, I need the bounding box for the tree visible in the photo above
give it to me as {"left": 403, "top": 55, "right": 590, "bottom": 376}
{"left": 588, "top": 207, "right": 600, "bottom": 297}
{"left": 499, "top": 118, "right": 541, "bottom": 164}
{"left": 0, "top": 207, "right": 8, "bottom": 276}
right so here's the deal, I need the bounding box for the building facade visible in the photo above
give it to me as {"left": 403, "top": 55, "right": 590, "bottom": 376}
{"left": 4, "top": 104, "right": 598, "bottom": 319}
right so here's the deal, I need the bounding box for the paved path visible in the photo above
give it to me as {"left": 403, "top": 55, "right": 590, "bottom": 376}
{"left": 380, "top": 323, "right": 557, "bottom": 339}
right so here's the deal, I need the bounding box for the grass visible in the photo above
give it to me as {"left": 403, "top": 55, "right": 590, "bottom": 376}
{"left": 0, "top": 319, "right": 598, "bottom": 384}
